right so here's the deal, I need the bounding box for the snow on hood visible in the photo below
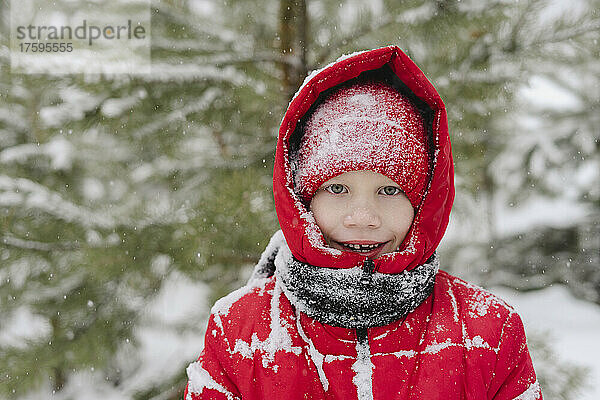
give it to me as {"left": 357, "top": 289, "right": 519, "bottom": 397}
{"left": 273, "top": 46, "right": 454, "bottom": 274}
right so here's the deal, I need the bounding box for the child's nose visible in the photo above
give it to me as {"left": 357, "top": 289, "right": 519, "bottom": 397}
{"left": 343, "top": 205, "right": 381, "bottom": 229}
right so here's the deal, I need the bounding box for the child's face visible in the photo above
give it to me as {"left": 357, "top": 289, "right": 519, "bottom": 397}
{"left": 310, "top": 170, "right": 414, "bottom": 259}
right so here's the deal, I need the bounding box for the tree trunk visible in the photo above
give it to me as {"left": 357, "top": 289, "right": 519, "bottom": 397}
{"left": 279, "top": 0, "right": 295, "bottom": 97}
{"left": 278, "top": 0, "right": 309, "bottom": 99}
{"left": 50, "top": 315, "right": 66, "bottom": 392}
{"left": 297, "top": 0, "right": 308, "bottom": 80}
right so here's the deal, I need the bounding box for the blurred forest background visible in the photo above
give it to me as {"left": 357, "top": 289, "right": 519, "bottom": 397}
{"left": 0, "top": 0, "right": 598, "bottom": 399}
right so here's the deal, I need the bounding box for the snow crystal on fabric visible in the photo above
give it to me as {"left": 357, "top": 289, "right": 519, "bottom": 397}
{"left": 298, "top": 209, "right": 343, "bottom": 255}
{"left": 275, "top": 243, "right": 438, "bottom": 329}
{"left": 209, "top": 282, "right": 271, "bottom": 356}
{"left": 205, "top": 232, "right": 304, "bottom": 370}
{"left": 352, "top": 335, "right": 374, "bottom": 400}
{"left": 294, "top": 307, "right": 330, "bottom": 391}
{"left": 514, "top": 380, "right": 542, "bottom": 400}
{"left": 229, "top": 279, "right": 302, "bottom": 368}
{"left": 385, "top": 334, "right": 496, "bottom": 361}
{"left": 248, "top": 229, "right": 286, "bottom": 283}
{"left": 211, "top": 279, "right": 268, "bottom": 333}
{"left": 446, "top": 284, "right": 460, "bottom": 323}
{"left": 462, "top": 319, "right": 500, "bottom": 355}
{"left": 452, "top": 278, "right": 515, "bottom": 318}
{"left": 424, "top": 338, "right": 456, "bottom": 355}
{"left": 389, "top": 349, "right": 417, "bottom": 359}
{"left": 186, "top": 361, "right": 238, "bottom": 400}
{"left": 391, "top": 222, "right": 418, "bottom": 256}
{"left": 324, "top": 354, "right": 353, "bottom": 362}
{"left": 464, "top": 335, "right": 493, "bottom": 351}
{"left": 290, "top": 48, "right": 387, "bottom": 104}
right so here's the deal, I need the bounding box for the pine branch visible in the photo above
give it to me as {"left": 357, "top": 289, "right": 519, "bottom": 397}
{"left": 2, "top": 234, "right": 81, "bottom": 251}
{"left": 0, "top": 175, "right": 116, "bottom": 229}
{"left": 312, "top": 3, "right": 436, "bottom": 67}
{"left": 529, "top": 20, "right": 600, "bottom": 47}
{"left": 152, "top": 2, "right": 235, "bottom": 45}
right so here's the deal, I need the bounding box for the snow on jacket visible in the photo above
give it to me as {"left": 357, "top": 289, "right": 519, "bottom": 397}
{"left": 185, "top": 46, "right": 541, "bottom": 400}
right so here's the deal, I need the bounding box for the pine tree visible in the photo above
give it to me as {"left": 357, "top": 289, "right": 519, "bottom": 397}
{"left": 1, "top": 0, "right": 280, "bottom": 396}
{"left": 0, "top": 0, "right": 596, "bottom": 398}
{"left": 486, "top": 0, "right": 599, "bottom": 302}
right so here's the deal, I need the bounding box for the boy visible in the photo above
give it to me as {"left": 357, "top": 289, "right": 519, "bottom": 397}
{"left": 185, "top": 46, "right": 541, "bottom": 399}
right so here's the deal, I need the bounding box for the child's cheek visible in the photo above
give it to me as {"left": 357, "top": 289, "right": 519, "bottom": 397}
{"left": 310, "top": 195, "right": 343, "bottom": 239}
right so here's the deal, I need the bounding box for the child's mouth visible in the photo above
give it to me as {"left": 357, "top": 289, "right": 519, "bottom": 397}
{"left": 335, "top": 241, "right": 387, "bottom": 254}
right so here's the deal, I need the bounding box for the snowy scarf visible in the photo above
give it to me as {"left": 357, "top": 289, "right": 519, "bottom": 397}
{"left": 250, "top": 231, "right": 439, "bottom": 329}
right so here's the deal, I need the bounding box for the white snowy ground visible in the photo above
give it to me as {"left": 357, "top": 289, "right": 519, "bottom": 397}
{"left": 492, "top": 285, "right": 600, "bottom": 400}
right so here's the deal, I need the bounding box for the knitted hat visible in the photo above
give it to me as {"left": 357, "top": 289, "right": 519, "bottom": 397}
{"left": 293, "top": 80, "right": 429, "bottom": 207}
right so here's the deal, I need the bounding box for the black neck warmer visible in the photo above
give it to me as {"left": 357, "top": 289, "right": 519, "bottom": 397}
{"left": 251, "top": 235, "right": 439, "bottom": 330}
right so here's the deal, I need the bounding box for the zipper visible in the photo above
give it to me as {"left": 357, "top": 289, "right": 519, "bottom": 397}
{"left": 356, "top": 260, "right": 375, "bottom": 399}
{"left": 356, "top": 327, "right": 369, "bottom": 344}
{"left": 354, "top": 327, "right": 374, "bottom": 400}
{"left": 360, "top": 258, "right": 375, "bottom": 285}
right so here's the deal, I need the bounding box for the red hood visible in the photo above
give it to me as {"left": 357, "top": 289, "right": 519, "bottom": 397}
{"left": 273, "top": 46, "right": 454, "bottom": 274}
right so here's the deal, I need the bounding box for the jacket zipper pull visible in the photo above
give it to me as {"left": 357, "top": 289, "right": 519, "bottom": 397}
{"left": 360, "top": 259, "right": 375, "bottom": 285}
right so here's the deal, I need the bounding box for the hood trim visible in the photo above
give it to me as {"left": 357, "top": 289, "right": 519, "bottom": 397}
{"left": 273, "top": 46, "right": 454, "bottom": 274}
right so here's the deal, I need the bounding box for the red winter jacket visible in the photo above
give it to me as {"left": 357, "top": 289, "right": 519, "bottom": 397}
{"left": 185, "top": 46, "right": 541, "bottom": 400}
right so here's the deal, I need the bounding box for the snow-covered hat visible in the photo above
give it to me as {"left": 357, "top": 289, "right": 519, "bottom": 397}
{"left": 293, "top": 80, "right": 429, "bottom": 207}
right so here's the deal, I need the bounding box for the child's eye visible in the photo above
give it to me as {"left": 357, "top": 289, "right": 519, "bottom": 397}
{"left": 379, "top": 186, "right": 402, "bottom": 196}
{"left": 325, "top": 184, "right": 347, "bottom": 194}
